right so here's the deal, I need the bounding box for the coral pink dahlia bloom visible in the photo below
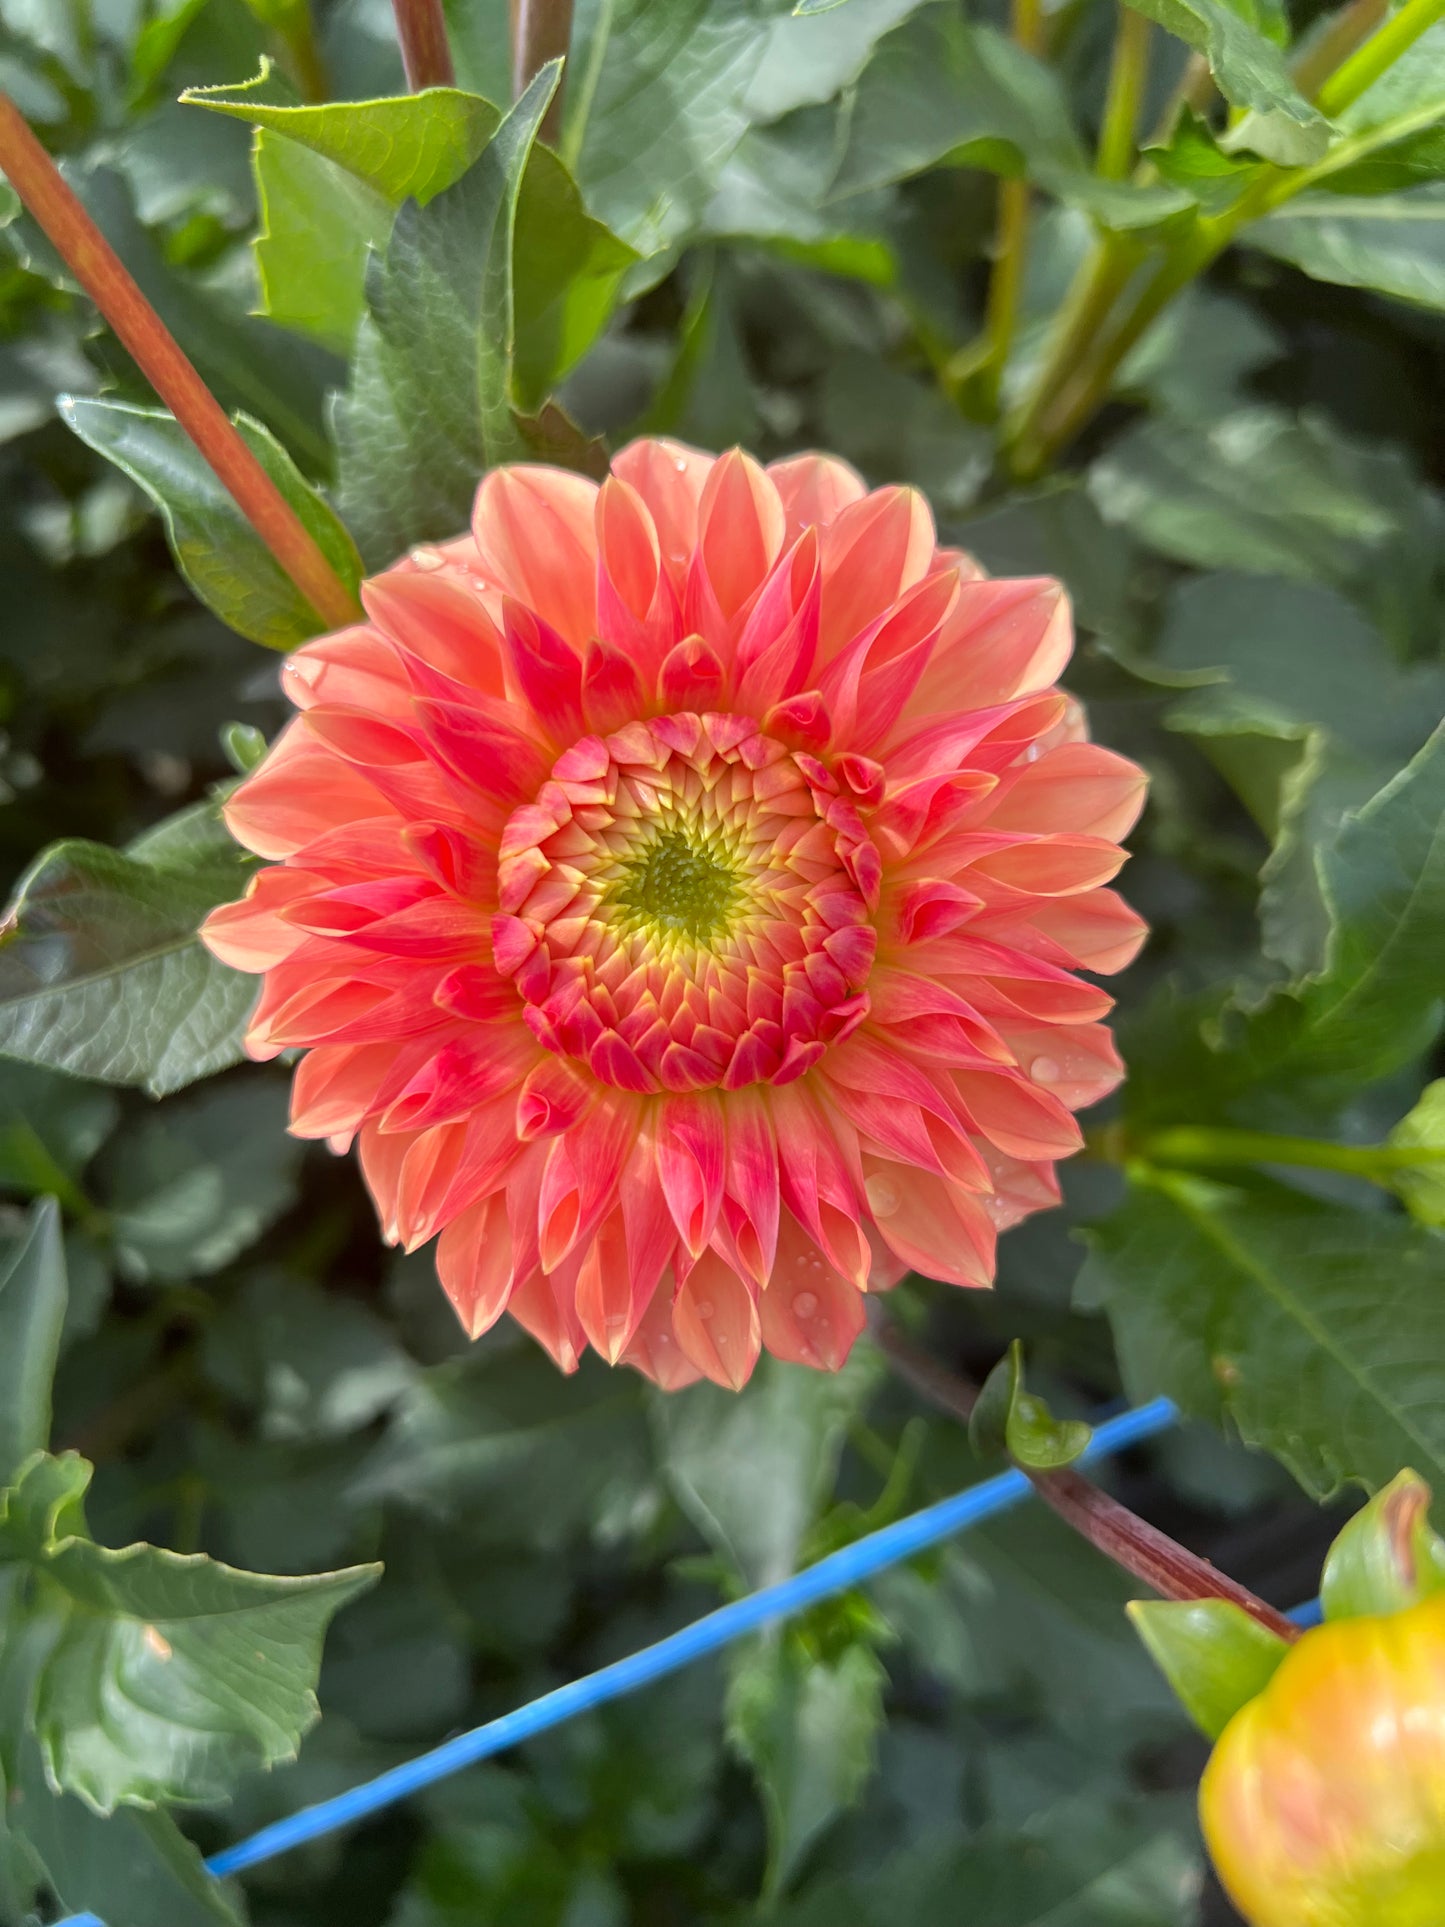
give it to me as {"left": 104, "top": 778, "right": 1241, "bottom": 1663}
{"left": 202, "top": 442, "right": 1146, "bottom": 1389}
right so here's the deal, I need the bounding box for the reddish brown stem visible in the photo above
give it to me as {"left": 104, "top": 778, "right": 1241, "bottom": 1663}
{"left": 874, "top": 1319, "right": 1300, "bottom": 1644}
{"left": 0, "top": 96, "right": 360, "bottom": 634}
{"left": 390, "top": 0, "right": 456, "bottom": 90}
{"left": 512, "top": 0, "right": 572, "bottom": 141}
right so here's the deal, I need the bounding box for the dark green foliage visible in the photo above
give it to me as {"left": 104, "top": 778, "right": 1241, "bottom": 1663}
{"left": 0, "top": 0, "right": 1442, "bottom": 1921}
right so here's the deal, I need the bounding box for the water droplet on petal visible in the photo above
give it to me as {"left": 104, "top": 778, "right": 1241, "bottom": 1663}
{"left": 1023, "top": 741, "right": 1043, "bottom": 762}
{"left": 696, "top": 1298, "right": 715, "bottom": 1320}
{"left": 866, "top": 1173, "right": 901, "bottom": 1218}
{"left": 409, "top": 544, "right": 447, "bottom": 571}
{"left": 1031, "top": 1055, "right": 1061, "bottom": 1084}
{"left": 794, "top": 1291, "right": 818, "bottom": 1319}
{"left": 673, "top": 457, "right": 688, "bottom": 473}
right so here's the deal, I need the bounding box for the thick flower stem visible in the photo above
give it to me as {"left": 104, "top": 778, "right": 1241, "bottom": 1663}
{"left": 513, "top": 0, "right": 572, "bottom": 141}
{"left": 1097, "top": 6, "right": 1153, "bottom": 180}
{"left": 1140, "top": 1125, "right": 1445, "bottom": 1179}
{"left": 874, "top": 1317, "right": 1301, "bottom": 1642}
{"left": 390, "top": 0, "right": 455, "bottom": 90}
{"left": 965, "top": 0, "right": 1045, "bottom": 416}
{"left": 1317, "top": 0, "right": 1445, "bottom": 114}
{"left": 0, "top": 96, "right": 362, "bottom": 633}
{"left": 1291, "top": 0, "right": 1389, "bottom": 102}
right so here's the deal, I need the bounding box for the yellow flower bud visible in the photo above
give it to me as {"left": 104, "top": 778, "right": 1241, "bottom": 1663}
{"left": 1201, "top": 1593, "right": 1445, "bottom": 1926}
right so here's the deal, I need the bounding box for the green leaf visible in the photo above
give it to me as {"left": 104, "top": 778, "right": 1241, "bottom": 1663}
{"left": 654, "top": 1349, "right": 881, "bottom": 1588}
{"left": 250, "top": 129, "right": 390, "bottom": 355}
{"left": 1228, "top": 722, "right": 1445, "bottom": 1095}
{"left": 1079, "top": 1171, "right": 1445, "bottom": 1500}
{"left": 60, "top": 398, "right": 363, "bottom": 650}
{"left": 0, "top": 799, "right": 259, "bottom": 1098}
{"left": 1127, "top": 1598, "right": 1288, "bottom": 1738}
{"left": 1320, "top": 1469, "right": 1445, "bottom": 1619}
{"left": 727, "top": 1636, "right": 887, "bottom": 1896}
{"left": 0, "top": 1452, "right": 378, "bottom": 1810}
{"left": 1088, "top": 406, "right": 1445, "bottom": 653}
{"left": 193, "top": 72, "right": 637, "bottom": 384}
{"left": 1388, "top": 1080, "right": 1445, "bottom": 1226}
{"left": 185, "top": 70, "right": 501, "bottom": 200}
{"left": 0, "top": 1200, "right": 66, "bottom": 1486}
{"left": 1122, "top": 0, "right": 1329, "bottom": 163}
{"left": 564, "top": 0, "right": 781, "bottom": 254}
{"left": 333, "top": 64, "right": 562, "bottom": 567}
{"left": 1146, "top": 108, "right": 1263, "bottom": 215}
{"left": 970, "top": 1341, "right": 1093, "bottom": 1470}
{"left": 1247, "top": 187, "right": 1445, "bottom": 313}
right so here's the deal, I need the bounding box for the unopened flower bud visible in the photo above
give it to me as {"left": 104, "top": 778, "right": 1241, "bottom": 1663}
{"left": 1201, "top": 1592, "right": 1445, "bottom": 1926}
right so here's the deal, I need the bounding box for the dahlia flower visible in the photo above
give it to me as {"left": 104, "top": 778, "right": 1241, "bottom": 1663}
{"left": 202, "top": 442, "right": 1145, "bottom": 1388}
{"left": 1201, "top": 1594, "right": 1445, "bottom": 1926}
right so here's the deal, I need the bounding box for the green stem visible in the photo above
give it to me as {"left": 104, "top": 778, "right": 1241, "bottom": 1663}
{"left": 1141, "top": 1126, "right": 1445, "bottom": 1181}
{"left": 1098, "top": 6, "right": 1153, "bottom": 179}
{"left": 1292, "top": 0, "right": 1389, "bottom": 102}
{"left": 1000, "top": 234, "right": 1138, "bottom": 469}
{"left": 277, "top": 0, "right": 329, "bottom": 101}
{"left": 1317, "top": 0, "right": 1445, "bottom": 115}
{"left": 960, "top": 0, "right": 1045, "bottom": 416}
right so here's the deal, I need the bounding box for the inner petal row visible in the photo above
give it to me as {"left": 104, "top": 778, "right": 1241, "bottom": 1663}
{"left": 492, "top": 711, "right": 880, "bottom": 1094}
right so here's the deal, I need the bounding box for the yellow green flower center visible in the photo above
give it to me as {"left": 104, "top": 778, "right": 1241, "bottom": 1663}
{"left": 611, "top": 823, "right": 744, "bottom": 951}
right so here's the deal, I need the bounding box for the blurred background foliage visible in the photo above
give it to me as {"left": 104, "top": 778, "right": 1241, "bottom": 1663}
{"left": 0, "top": 0, "right": 1442, "bottom": 1921}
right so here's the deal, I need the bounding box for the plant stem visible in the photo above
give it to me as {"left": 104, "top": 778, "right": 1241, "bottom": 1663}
{"left": 958, "top": 0, "right": 1046, "bottom": 416}
{"left": 1001, "top": 235, "right": 1138, "bottom": 471}
{"left": 0, "top": 97, "right": 362, "bottom": 633}
{"left": 1097, "top": 6, "right": 1153, "bottom": 179}
{"left": 874, "top": 1318, "right": 1300, "bottom": 1642}
{"left": 1292, "top": 0, "right": 1388, "bottom": 101}
{"left": 390, "top": 0, "right": 455, "bottom": 89}
{"left": 275, "top": 0, "right": 329, "bottom": 101}
{"left": 1141, "top": 1125, "right": 1445, "bottom": 1178}
{"left": 1317, "top": 0, "right": 1445, "bottom": 115}
{"left": 513, "top": 0, "right": 573, "bottom": 141}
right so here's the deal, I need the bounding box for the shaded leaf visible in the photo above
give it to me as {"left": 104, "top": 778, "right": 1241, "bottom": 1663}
{"left": 1088, "top": 406, "right": 1445, "bottom": 652}
{"left": 832, "top": 8, "right": 1194, "bottom": 227}
{"left": 0, "top": 1199, "right": 66, "bottom": 1485}
{"left": 1247, "top": 187, "right": 1445, "bottom": 313}
{"left": 655, "top": 1350, "right": 881, "bottom": 1589}
{"left": 60, "top": 398, "right": 363, "bottom": 650}
{"left": 0, "top": 801, "right": 259, "bottom": 1097}
{"left": 727, "top": 1637, "right": 887, "bottom": 1895}
{"left": 99, "top": 1078, "right": 303, "bottom": 1282}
